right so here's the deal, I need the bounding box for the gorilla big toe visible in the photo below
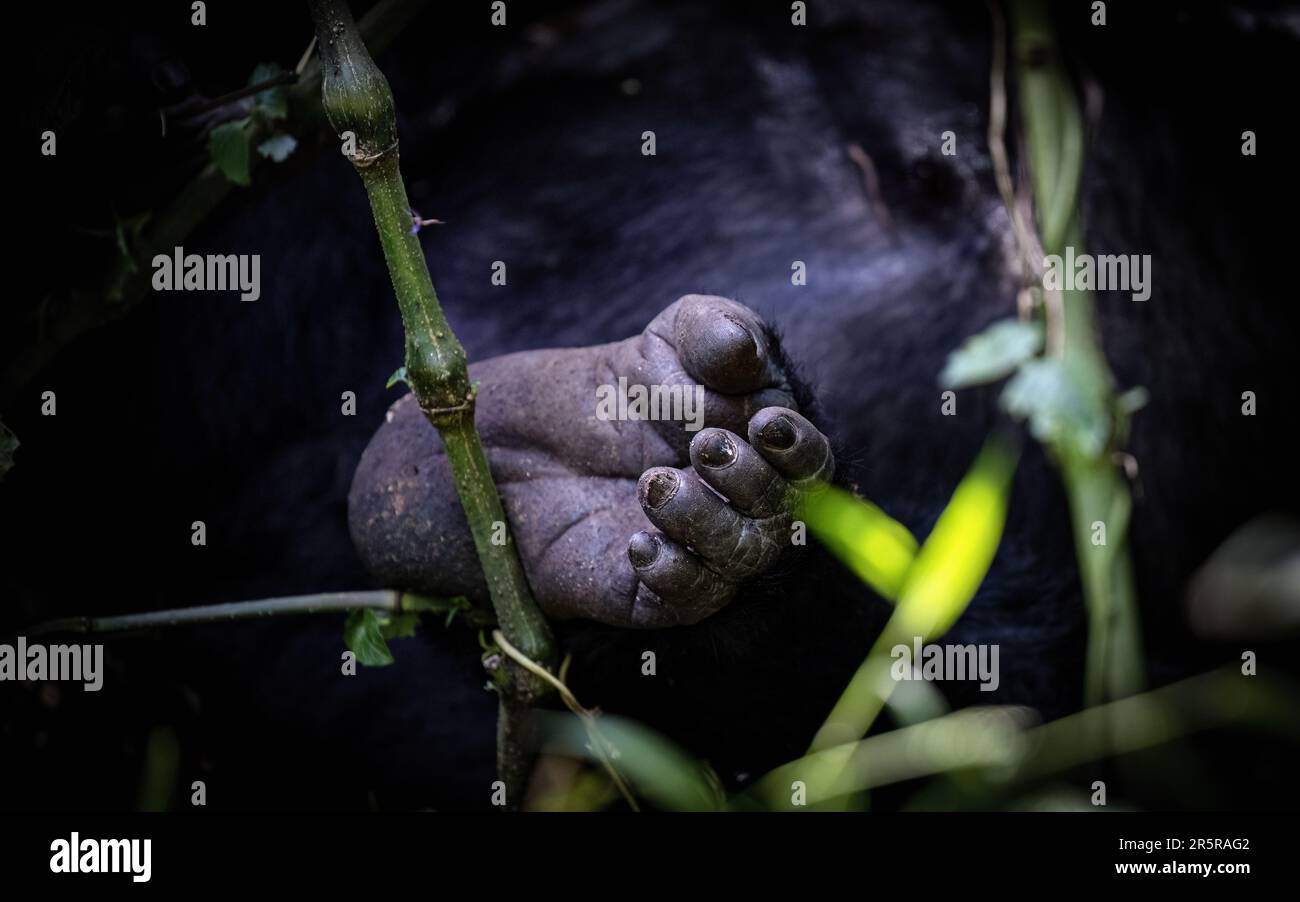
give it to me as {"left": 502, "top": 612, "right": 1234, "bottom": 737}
{"left": 347, "top": 295, "right": 834, "bottom": 628}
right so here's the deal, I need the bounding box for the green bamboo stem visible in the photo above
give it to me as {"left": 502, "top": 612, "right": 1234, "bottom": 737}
{"left": 306, "top": 0, "right": 557, "bottom": 801}
{"left": 356, "top": 150, "right": 553, "bottom": 661}
{"left": 1008, "top": 0, "right": 1144, "bottom": 705}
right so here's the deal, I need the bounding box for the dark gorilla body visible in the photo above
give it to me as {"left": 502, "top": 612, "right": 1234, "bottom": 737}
{"left": 6, "top": 1, "right": 1297, "bottom": 810}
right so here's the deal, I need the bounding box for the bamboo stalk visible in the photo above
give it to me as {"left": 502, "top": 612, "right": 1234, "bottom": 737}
{"left": 1008, "top": 0, "right": 1144, "bottom": 705}
{"left": 306, "top": 0, "right": 557, "bottom": 801}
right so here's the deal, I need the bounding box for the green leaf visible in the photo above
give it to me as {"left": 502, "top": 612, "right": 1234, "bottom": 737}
{"left": 208, "top": 121, "right": 252, "bottom": 187}
{"left": 0, "top": 419, "right": 19, "bottom": 482}
{"left": 379, "top": 611, "right": 420, "bottom": 641}
{"left": 756, "top": 705, "right": 1032, "bottom": 808}
{"left": 438, "top": 595, "right": 473, "bottom": 627}
{"left": 248, "top": 62, "right": 289, "bottom": 120}
{"left": 893, "top": 435, "right": 1020, "bottom": 640}
{"left": 539, "top": 711, "right": 725, "bottom": 811}
{"left": 1000, "top": 357, "right": 1110, "bottom": 460}
{"left": 799, "top": 486, "right": 918, "bottom": 602}
{"left": 791, "top": 443, "right": 1010, "bottom": 750}
{"left": 344, "top": 609, "right": 395, "bottom": 667}
{"left": 940, "top": 318, "right": 1043, "bottom": 388}
{"left": 385, "top": 366, "right": 408, "bottom": 390}
{"left": 1011, "top": 0, "right": 1084, "bottom": 255}
{"left": 1116, "top": 386, "right": 1150, "bottom": 417}
{"left": 256, "top": 133, "right": 298, "bottom": 163}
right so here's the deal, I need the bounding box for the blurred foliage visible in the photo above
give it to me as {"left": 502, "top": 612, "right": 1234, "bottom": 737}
{"left": 208, "top": 121, "right": 252, "bottom": 187}
{"left": 1188, "top": 516, "right": 1300, "bottom": 639}
{"left": 799, "top": 487, "right": 917, "bottom": 601}
{"left": 1001, "top": 355, "right": 1110, "bottom": 459}
{"left": 136, "top": 726, "right": 181, "bottom": 812}
{"left": 247, "top": 62, "right": 291, "bottom": 121}
{"left": 940, "top": 318, "right": 1043, "bottom": 388}
{"left": 207, "top": 63, "right": 299, "bottom": 187}
{"left": 807, "top": 437, "right": 1019, "bottom": 752}
{"left": 1008, "top": 0, "right": 1145, "bottom": 704}
{"left": 537, "top": 661, "right": 1299, "bottom": 812}
{"left": 892, "top": 437, "right": 1019, "bottom": 640}
{"left": 257, "top": 133, "right": 299, "bottom": 163}
{"left": 540, "top": 712, "right": 725, "bottom": 812}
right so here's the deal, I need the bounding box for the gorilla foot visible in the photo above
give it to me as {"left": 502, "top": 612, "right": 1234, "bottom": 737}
{"left": 348, "top": 295, "right": 834, "bottom": 628}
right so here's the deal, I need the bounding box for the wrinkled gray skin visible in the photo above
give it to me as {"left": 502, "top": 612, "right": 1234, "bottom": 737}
{"left": 348, "top": 295, "right": 834, "bottom": 628}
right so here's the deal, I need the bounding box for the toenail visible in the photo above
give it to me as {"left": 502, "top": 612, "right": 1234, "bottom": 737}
{"left": 759, "top": 416, "right": 796, "bottom": 450}
{"left": 697, "top": 432, "right": 738, "bottom": 468}
{"left": 722, "top": 314, "right": 760, "bottom": 359}
{"left": 628, "top": 532, "right": 661, "bottom": 568}
{"left": 644, "top": 471, "right": 679, "bottom": 509}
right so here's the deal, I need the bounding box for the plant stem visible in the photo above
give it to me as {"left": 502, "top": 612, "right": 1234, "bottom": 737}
{"left": 1007, "top": 0, "right": 1144, "bottom": 705}
{"left": 175, "top": 71, "right": 301, "bottom": 122}
{"left": 493, "top": 630, "right": 641, "bottom": 810}
{"left": 306, "top": 0, "right": 557, "bottom": 795}
{"left": 356, "top": 152, "right": 553, "bottom": 666}
{"left": 24, "top": 590, "right": 484, "bottom": 637}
